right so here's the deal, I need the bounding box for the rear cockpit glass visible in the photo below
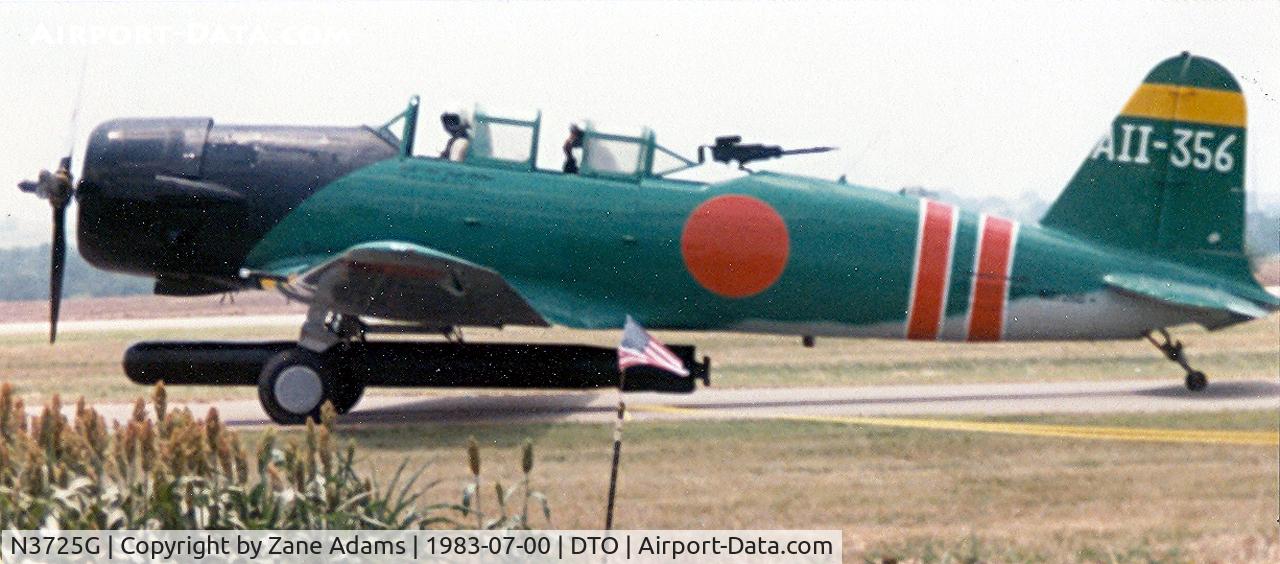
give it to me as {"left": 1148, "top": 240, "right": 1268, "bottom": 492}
{"left": 583, "top": 136, "right": 644, "bottom": 177}
{"left": 579, "top": 127, "right": 656, "bottom": 181}
{"left": 467, "top": 110, "right": 541, "bottom": 170}
{"left": 472, "top": 121, "right": 535, "bottom": 163}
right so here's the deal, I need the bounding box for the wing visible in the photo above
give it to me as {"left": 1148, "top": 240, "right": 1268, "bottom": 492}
{"left": 273, "top": 241, "right": 548, "bottom": 328}
{"left": 1103, "top": 273, "right": 1271, "bottom": 323}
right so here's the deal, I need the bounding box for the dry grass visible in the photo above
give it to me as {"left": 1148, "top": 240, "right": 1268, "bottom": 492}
{"left": 1255, "top": 259, "right": 1280, "bottom": 286}
{"left": 0, "top": 325, "right": 297, "bottom": 403}
{"left": 252, "top": 410, "right": 1279, "bottom": 562}
{"left": 0, "top": 292, "right": 304, "bottom": 322}
{"left": 1, "top": 316, "right": 1276, "bottom": 403}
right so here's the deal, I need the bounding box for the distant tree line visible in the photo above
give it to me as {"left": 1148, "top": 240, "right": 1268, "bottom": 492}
{"left": 0, "top": 243, "right": 152, "bottom": 301}
{"left": 922, "top": 188, "right": 1280, "bottom": 261}
{"left": 1246, "top": 210, "right": 1280, "bottom": 258}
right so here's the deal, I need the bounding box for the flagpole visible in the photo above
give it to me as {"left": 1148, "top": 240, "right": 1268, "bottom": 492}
{"left": 605, "top": 367, "right": 627, "bottom": 531}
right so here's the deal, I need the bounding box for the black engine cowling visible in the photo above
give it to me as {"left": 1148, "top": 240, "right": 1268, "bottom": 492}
{"left": 76, "top": 117, "right": 398, "bottom": 293}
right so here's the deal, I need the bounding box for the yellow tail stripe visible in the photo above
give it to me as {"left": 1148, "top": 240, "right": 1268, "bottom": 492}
{"left": 1120, "top": 83, "right": 1246, "bottom": 128}
{"left": 632, "top": 405, "right": 1279, "bottom": 446}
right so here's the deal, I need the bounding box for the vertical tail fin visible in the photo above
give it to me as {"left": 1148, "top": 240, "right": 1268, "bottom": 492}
{"left": 1042, "top": 53, "right": 1251, "bottom": 281}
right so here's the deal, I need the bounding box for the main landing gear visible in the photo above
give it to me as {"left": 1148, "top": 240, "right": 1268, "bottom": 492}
{"left": 255, "top": 307, "right": 369, "bottom": 424}
{"left": 1144, "top": 329, "right": 1207, "bottom": 392}
{"left": 258, "top": 347, "right": 365, "bottom": 425}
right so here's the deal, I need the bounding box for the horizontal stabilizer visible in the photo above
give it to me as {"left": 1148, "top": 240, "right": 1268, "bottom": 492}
{"left": 1103, "top": 273, "right": 1270, "bottom": 320}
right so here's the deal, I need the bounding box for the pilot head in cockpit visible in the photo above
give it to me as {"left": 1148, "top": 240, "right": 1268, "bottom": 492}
{"left": 440, "top": 113, "right": 470, "bottom": 162}
{"left": 562, "top": 124, "right": 584, "bottom": 174}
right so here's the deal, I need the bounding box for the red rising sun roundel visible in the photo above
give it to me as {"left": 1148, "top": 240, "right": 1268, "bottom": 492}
{"left": 680, "top": 195, "right": 790, "bottom": 298}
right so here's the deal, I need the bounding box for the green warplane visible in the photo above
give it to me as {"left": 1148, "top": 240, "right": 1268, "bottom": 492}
{"left": 18, "top": 52, "right": 1278, "bottom": 423}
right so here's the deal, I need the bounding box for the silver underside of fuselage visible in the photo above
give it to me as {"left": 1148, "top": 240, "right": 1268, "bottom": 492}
{"left": 731, "top": 290, "right": 1229, "bottom": 342}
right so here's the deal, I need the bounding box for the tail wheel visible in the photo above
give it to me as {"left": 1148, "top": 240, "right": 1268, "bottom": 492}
{"left": 258, "top": 348, "right": 340, "bottom": 425}
{"left": 1185, "top": 370, "right": 1208, "bottom": 392}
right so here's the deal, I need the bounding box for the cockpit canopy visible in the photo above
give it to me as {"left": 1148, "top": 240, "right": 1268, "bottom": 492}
{"left": 467, "top": 110, "right": 697, "bottom": 180}
{"left": 376, "top": 98, "right": 698, "bottom": 181}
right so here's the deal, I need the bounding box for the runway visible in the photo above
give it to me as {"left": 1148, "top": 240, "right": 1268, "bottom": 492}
{"left": 37, "top": 378, "right": 1280, "bottom": 444}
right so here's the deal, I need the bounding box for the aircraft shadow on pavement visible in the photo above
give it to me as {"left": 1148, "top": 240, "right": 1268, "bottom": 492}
{"left": 342, "top": 391, "right": 609, "bottom": 427}
{"left": 1133, "top": 379, "right": 1280, "bottom": 399}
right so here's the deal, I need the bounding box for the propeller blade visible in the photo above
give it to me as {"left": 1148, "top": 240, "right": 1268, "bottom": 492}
{"left": 47, "top": 158, "right": 74, "bottom": 344}
{"left": 50, "top": 199, "right": 67, "bottom": 343}
{"left": 64, "top": 54, "right": 89, "bottom": 160}
{"left": 23, "top": 53, "right": 88, "bottom": 344}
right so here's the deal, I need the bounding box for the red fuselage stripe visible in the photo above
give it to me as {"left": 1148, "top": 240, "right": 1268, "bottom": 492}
{"left": 907, "top": 201, "right": 956, "bottom": 340}
{"left": 967, "top": 216, "right": 1017, "bottom": 341}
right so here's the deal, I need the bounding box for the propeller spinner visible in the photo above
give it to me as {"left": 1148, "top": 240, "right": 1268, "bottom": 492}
{"left": 17, "top": 156, "right": 75, "bottom": 343}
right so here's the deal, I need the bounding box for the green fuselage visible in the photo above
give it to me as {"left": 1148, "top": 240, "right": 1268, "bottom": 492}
{"left": 242, "top": 156, "right": 1269, "bottom": 342}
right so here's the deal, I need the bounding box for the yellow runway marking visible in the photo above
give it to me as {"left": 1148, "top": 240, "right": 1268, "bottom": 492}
{"left": 632, "top": 405, "right": 1279, "bottom": 446}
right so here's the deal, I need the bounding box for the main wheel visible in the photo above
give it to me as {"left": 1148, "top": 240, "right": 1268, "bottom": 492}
{"left": 258, "top": 348, "right": 341, "bottom": 425}
{"left": 330, "top": 376, "right": 366, "bottom": 414}
{"left": 1185, "top": 370, "right": 1208, "bottom": 392}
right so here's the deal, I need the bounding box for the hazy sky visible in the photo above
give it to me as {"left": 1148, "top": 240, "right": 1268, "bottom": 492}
{"left": 1, "top": 0, "right": 1277, "bottom": 248}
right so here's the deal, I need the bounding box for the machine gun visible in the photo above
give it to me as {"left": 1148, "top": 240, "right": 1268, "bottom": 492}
{"left": 699, "top": 135, "right": 836, "bottom": 170}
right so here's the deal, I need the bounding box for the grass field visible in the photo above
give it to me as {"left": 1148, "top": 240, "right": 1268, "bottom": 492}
{"left": 234, "top": 410, "right": 1278, "bottom": 562}
{"left": 0, "top": 315, "right": 1275, "bottom": 402}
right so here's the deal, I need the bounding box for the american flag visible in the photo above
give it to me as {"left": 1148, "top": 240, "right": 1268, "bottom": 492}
{"left": 617, "top": 315, "right": 689, "bottom": 377}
